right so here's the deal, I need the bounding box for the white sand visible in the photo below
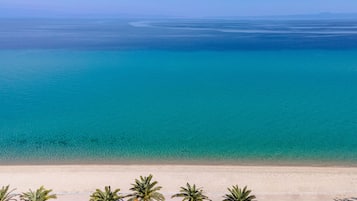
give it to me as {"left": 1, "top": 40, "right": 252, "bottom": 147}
{"left": 1, "top": 165, "right": 357, "bottom": 201}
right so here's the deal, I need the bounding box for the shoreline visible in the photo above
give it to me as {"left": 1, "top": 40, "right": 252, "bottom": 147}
{"left": 2, "top": 158, "right": 357, "bottom": 167}
{"left": 1, "top": 165, "right": 357, "bottom": 201}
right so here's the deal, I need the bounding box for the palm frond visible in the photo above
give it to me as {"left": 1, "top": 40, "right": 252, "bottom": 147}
{"left": 128, "top": 174, "right": 165, "bottom": 201}
{"left": 89, "top": 186, "right": 123, "bottom": 201}
{"left": 0, "top": 185, "right": 17, "bottom": 201}
{"left": 172, "top": 183, "right": 210, "bottom": 201}
{"left": 20, "top": 186, "right": 57, "bottom": 201}
{"left": 223, "top": 185, "right": 256, "bottom": 201}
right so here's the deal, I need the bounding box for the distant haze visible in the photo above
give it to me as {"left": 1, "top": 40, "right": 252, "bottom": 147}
{"left": 1, "top": 0, "right": 357, "bottom": 18}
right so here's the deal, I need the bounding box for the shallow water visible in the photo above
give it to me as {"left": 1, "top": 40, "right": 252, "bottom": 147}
{"left": 0, "top": 19, "right": 357, "bottom": 164}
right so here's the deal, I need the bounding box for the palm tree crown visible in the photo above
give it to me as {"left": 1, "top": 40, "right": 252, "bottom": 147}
{"left": 90, "top": 186, "right": 123, "bottom": 201}
{"left": 128, "top": 174, "right": 165, "bottom": 201}
{"left": 172, "top": 183, "right": 210, "bottom": 201}
{"left": 223, "top": 185, "right": 256, "bottom": 201}
{"left": 0, "top": 185, "right": 17, "bottom": 201}
{"left": 20, "top": 186, "right": 57, "bottom": 201}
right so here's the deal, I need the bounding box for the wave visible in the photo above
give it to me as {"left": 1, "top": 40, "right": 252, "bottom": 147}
{"left": 129, "top": 20, "right": 357, "bottom": 35}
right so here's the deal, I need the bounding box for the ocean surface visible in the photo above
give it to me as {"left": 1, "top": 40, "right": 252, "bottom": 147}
{"left": 0, "top": 19, "right": 357, "bottom": 164}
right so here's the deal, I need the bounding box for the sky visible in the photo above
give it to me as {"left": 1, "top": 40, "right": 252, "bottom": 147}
{"left": 1, "top": 0, "right": 357, "bottom": 18}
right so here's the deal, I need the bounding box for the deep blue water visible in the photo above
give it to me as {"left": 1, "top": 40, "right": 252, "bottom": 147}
{"left": 1, "top": 19, "right": 357, "bottom": 50}
{"left": 0, "top": 19, "right": 357, "bottom": 164}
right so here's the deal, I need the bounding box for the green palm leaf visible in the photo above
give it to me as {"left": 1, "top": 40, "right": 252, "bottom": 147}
{"left": 90, "top": 186, "right": 123, "bottom": 201}
{"left": 0, "top": 185, "right": 17, "bottom": 201}
{"left": 127, "top": 174, "right": 165, "bottom": 201}
{"left": 20, "top": 186, "right": 57, "bottom": 201}
{"left": 223, "top": 185, "right": 256, "bottom": 201}
{"left": 172, "top": 183, "right": 210, "bottom": 201}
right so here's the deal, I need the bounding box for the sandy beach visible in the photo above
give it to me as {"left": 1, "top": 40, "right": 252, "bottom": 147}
{"left": 1, "top": 165, "right": 356, "bottom": 201}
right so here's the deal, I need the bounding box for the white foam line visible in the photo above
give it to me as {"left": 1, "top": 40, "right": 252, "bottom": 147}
{"left": 129, "top": 21, "right": 357, "bottom": 35}
{"left": 128, "top": 21, "right": 155, "bottom": 28}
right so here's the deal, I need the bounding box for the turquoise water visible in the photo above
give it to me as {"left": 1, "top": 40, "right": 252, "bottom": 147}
{"left": 1, "top": 50, "right": 357, "bottom": 164}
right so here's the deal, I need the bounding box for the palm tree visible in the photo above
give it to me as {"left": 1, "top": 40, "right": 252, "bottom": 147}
{"left": 90, "top": 186, "right": 123, "bottom": 201}
{"left": 127, "top": 174, "right": 165, "bottom": 201}
{"left": 223, "top": 185, "right": 256, "bottom": 201}
{"left": 0, "top": 185, "right": 17, "bottom": 201}
{"left": 20, "top": 186, "right": 57, "bottom": 201}
{"left": 172, "top": 183, "right": 210, "bottom": 201}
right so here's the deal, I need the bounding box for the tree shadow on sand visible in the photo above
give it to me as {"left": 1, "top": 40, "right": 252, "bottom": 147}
{"left": 334, "top": 198, "right": 357, "bottom": 201}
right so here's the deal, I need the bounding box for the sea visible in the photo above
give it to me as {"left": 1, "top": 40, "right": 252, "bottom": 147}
{"left": 0, "top": 18, "right": 357, "bottom": 164}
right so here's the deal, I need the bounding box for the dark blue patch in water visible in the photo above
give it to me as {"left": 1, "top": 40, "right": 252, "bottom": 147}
{"left": 1, "top": 19, "right": 357, "bottom": 50}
